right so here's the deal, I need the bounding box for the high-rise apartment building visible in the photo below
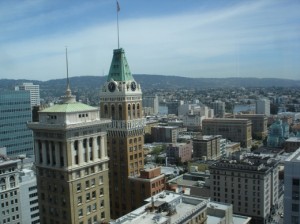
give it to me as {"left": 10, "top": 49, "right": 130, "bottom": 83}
{"left": 202, "top": 118, "right": 252, "bottom": 148}
{"left": 99, "top": 48, "right": 146, "bottom": 218}
{"left": 210, "top": 154, "right": 279, "bottom": 224}
{"left": 0, "top": 90, "right": 33, "bottom": 157}
{"left": 15, "top": 82, "right": 40, "bottom": 107}
{"left": 284, "top": 147, "right": 300, "bottom": 224}
{"left": 256, "top": 99, "right": 270, "bottom": 116}
{"left": 28, "top": 85, "right": 111, "bottom": 224}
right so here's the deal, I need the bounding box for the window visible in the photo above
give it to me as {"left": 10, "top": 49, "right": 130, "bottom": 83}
{"left": 99, "top": 176, "right": 103, "bottom": 184}
{"left": 86, "top": 193, "right": 90, "bottom": 201}
{"left": 92, "top": 191, "right": 96, "bottom": 199}
{"left": 78, "top": 209, "right": 83, "bottom": 217}
{"left": 293, "top": 178, "right": 300, "bottom": 186}
{"left": 77, "top": 183, "right": 81, "bottom": 191}
{"left": 78, "top": 196, "right": 82, "bottom": 205}
{"left": 86, "top": 180, "right": 90, "bottom": 189}
{"left": 87, "top": 205, "right": 91, "bottom": 214}
{"left": 292, "top": 203, "right": 299, "bottom": 212}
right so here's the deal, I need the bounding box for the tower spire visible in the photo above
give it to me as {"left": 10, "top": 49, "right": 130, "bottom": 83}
{"left": 116, "top": 0, "right": 120, "bottom": 49}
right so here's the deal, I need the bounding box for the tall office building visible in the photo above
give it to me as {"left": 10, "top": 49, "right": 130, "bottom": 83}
{"left": 142, "top": 94, "right": 159, "bottom": 115}
{"left": 284, "top": 147, "right": 300, "bottom": 224}
{"left": 211, "top": 100, "right": 225, "bottom": 118}
{"left": 99, "top": 48, "right": 146, "bottom": 218}
{"left": 28, "top": 84, "right": 111, "bottom": 224}
{"left": 256, "top": 99, "right": 270, "bottom": 116}
{"left": 0, "top": 90, "right": 33, "bottom": 157}
{"left": 15, "top": 82, "right": 41, "bottom": 107}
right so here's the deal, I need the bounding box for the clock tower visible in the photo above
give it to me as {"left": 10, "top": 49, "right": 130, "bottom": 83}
{"left": 100, "top": 48, "right": 145, "bottom": 218}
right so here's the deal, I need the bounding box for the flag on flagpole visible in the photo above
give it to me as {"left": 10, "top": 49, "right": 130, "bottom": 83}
{"left": 117, "top": 1, "right": 120, "bottom": 12}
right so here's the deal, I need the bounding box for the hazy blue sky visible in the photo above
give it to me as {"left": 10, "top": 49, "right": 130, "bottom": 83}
{"left": 0, "top": 0, "right": 299, "bottom": 81}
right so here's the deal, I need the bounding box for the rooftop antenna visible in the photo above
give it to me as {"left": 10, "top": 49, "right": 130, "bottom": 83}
{"left": 65, "top": 47, "right": 71, "bottom": 97}
{"left": 61, "top": 47, "right": 76, "bottom": 103}
{"left": 116, "top": 0, "right": 120, "bottom": 49}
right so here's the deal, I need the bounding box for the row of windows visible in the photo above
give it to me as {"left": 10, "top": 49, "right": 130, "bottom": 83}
{"left": 0, "top": 190, "right": 18, "bottom": 199}
{"left": 0, "top": 108, "right": 31, "bottom": 112}
{"left": 1, "top": 206, "right": 19, "bottom": 215}
{"left": 0, "top": 101, "right": 30, "bottom": 106}
{"left": 1, "top": 198, "right": 18, "bottom": 207}
{"left": 2, "top": 214, "right": 19, "bottom": 223}
{"left": 0, "top": 114, "right": 31, "bottom": 120}
{"left": 0, "top": 127, "right": 32, "bottom": 135}
{"left": 0, "top": 167, "right": 16, "bottom": 174}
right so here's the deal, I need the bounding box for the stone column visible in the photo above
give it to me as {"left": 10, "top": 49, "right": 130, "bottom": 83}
{"left": 41, "top": 141, "right": 47, "bottom": 166}
{"left": 49, "top": 141, "right": 53, "bottom": 166}
{"left": 92, "top": 137, "right": 97, "bottom": 161}
{"left": 55, "top": 142, "right": 60, "bottom": 168}
{"left": 101, "top": 135, "right": 106, "bottom": 159}
{"left": 78, "top": 139, "right": 83, "bottom": 165}
{"left": 70, "top": 140, "right": 75, "bottom": 166}
{"left": 34, "top": 140, "right": 40, "bottom": 164}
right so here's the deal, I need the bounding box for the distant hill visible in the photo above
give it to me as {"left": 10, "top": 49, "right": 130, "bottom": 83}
{"left": 1, "top": 75, "right": 300, "bottom": 94}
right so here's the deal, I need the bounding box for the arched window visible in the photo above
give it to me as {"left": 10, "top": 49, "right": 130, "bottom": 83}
{"left": 119, "top": 105, "right": 122, "bottom": 120}
{"left": 111, "top": 105, "right": 115, "bottom": 119}
{"left": 0, "top": 178, "right": 6, "bottom": 190}
{"left": 137, "top": 103, "right": 140, "bottom": 118}
{"left": 104, "top": 105, "right": 108, "bottom": 117}
{"left": 132, "top": 104, "right": 136, "bottom": 118}
{"left": 9, "top": 176, "right": 15, "bottom": 188}
{"left": 128, "top": 104, "right": 131, "bottom": 119}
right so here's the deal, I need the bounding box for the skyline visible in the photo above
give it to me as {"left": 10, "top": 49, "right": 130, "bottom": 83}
{"left": 0, "top": 0, "right": 300, "bottom": 81}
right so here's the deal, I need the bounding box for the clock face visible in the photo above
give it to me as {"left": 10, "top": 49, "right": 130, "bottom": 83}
{"left": 131, "top": 81, "right": 136, "bottom": 91}
{"left": 108, "top": 82, "right": 116, "bottom": 92}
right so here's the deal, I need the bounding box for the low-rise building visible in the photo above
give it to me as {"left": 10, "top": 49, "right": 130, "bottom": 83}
{"left": 110, "top": 191, "right": 208, "bottom": 224}
{"left": 193, "top": 135, "right": 221, "bottom": 160}
{"left": 166, "top": 141, "right": 193, "bottom": 164}
{"left": 285, "top": 137, "right": 300, "bottom": 152}
{"left": 128, "top": 167, "right": 166, "bottom": 210}
{"left": 151, "top": 126, "right": 179, "bottom": 143}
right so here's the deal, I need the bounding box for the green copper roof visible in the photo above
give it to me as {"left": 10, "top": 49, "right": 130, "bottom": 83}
{"left": 107, "top": 48, "right": 134, "bottom": 82}
{"left": 42, "top": 102, "right": 97, "bottom": 113}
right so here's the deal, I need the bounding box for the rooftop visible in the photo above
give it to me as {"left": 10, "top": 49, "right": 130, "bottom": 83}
{"left": 110, "top": 191, "right": 207, "bottom": 224}
{"left": 41, "top": 101, "right": 98, "bottom": 113}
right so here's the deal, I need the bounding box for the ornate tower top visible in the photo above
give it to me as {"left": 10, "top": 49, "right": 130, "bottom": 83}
{"left": 107, "top": 48, "right": 134, "bottom": 82}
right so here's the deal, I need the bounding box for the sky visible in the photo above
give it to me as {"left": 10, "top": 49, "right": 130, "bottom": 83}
{"left": 0, "top": 0, "right": 300, "bottom": 81}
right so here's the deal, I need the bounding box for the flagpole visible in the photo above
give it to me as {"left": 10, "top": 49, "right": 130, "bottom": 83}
{"left": 117, "top": 1, "right": 120, "bottom": 49}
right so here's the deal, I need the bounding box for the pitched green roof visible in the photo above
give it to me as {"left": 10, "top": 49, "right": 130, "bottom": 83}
{"left": 42, "top": 102, "right": 97, "bottom": 113}
{"left": 107, "top": 48, "right": 134, "bottom": 82}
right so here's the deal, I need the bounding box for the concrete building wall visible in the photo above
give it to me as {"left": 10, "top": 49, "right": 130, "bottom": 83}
{"left": 202, "top": 118, "right": 252, "bottom": 148}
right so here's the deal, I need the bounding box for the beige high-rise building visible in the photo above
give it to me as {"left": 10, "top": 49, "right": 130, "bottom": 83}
{"left": 202, "top": 118, "right": 252, "bottom": 148}
{"left": 210, "top": 154, "right": 279, "bottom": 224}
{"left": 28, "top": 83, "right": 111, "bottom": 224}
{"left": 100, "top": 48, "right": 145, "bottom": 218}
